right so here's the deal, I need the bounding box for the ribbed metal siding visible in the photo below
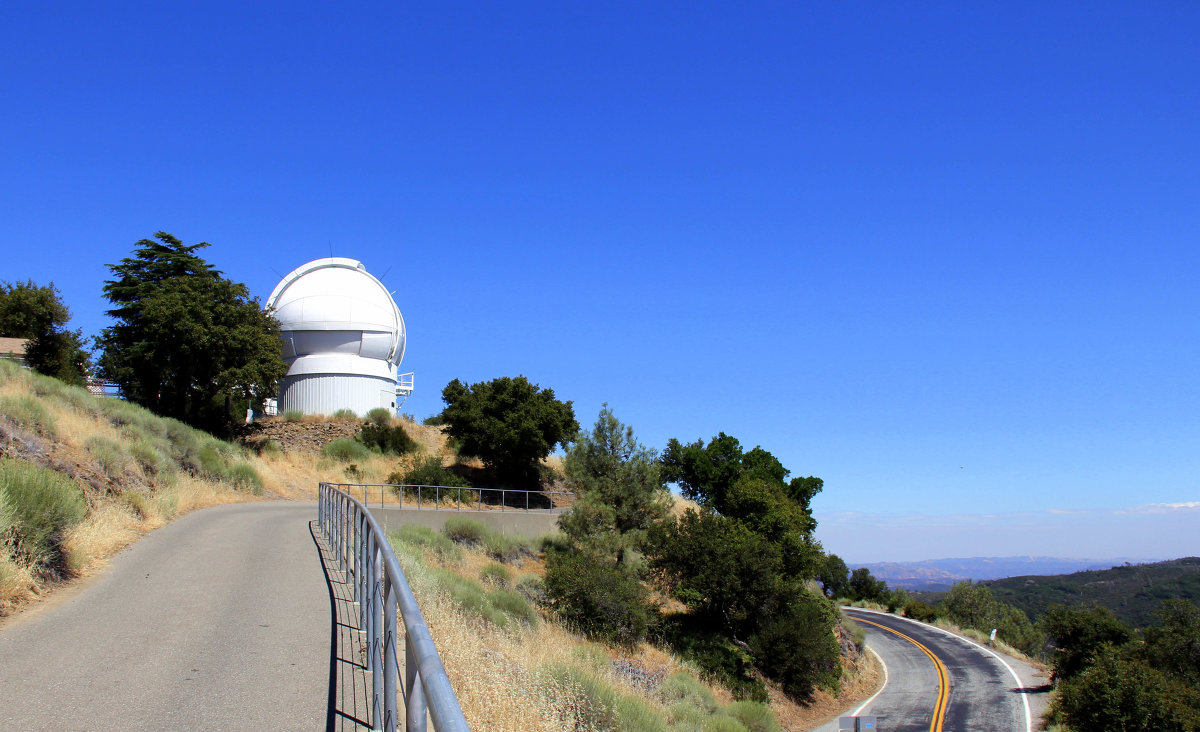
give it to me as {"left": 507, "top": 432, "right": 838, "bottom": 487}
{"left": 278, "top": 374, "right": 396, "bottom": 416}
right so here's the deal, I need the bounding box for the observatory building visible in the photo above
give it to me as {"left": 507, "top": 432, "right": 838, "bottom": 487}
{"left": 266, "top": 258, "right": 410, "bottom": 417}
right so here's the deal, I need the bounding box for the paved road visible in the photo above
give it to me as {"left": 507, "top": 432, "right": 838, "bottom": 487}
{"left": 0, "top": 501, "right": 329, "bottom": 732}
{"left": 815, "top": 608, "right": 1034, "bottom": 732}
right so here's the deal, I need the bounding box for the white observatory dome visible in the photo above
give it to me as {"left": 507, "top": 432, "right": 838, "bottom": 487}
{"left": 267, "top": 258, "right": 407, "bottom": 416}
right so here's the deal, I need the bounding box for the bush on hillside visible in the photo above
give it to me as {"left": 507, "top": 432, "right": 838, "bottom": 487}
{"left": 904, "top": 599, "right": 939, "bottom": 623}
{"left": 0, "top": 458, "right": 87, "bottom": 565}
{"left": 357, "top": 421, "right": 418, "bottom": 456}
{"left": 543, "top": 548, "right": 656, "bottom": 648}
{"left": 442, "top": 517, "right": 488, "bottom": 545}
{"left": 322, "top": 438, "right": 371, "bottom": 462}
{"left": 331, "top": 408, "right": 357, "bottom": 419}
{"left": 387, "top": 457, "right": 469, "bottom": 489}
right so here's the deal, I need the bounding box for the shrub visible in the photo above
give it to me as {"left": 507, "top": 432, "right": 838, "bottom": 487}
{"left": 255, "top": 439, "right": 282, "bottom": 456}
{"left": 515, "top": 573, "right": 548, "bottom": 606}
{"left": 662, "top": 617, "right": 766, "bottom": 702}
{"left": 726, "top": 701, "right": 780, "bottom": 732}
{"left": 748, "top": 591, "right": 842, "bottom": 701}
{"left": 0, "top": 458, "right": 87, "bottom": 564}
{"left": 85, "top": 435, "right": 130, "bottom": 479}
{"left": 357, "top": 421, "right": 418, "bottom": 455}
{"left": 282, "top": 409, "right": 304, "bottom": 422}
{"left": 390, "top": 525, "right": 462, "bottom": 563}
{"left": 197, "top": 445, "right": 226, "bottom": 478}
{"left": 322, "top": 438, "right": 371, "bottom": 462}
{"left": 543, "top": 549, "right": 655, "bottom": 648}
{"left": 488, "top": 587, "right": 539, "bottom": 627}
{"left": 128, "top": 438, "right": 172, "bottom": 477}
{"left": 538, "top": 531, "right": 572, "bottom": 554}
{"left": 442, "top": 516, "right": 488, "bottom": 545}
{"left": 904, "top": 599, "right": 939, "bottom": 623}
{"left": 541, "top": 663, "right": 668, "bottom": 732}
{"left": 226, "top": 462, "right": 264, "bottom": 494}
{"left": 484, "top": 532, "right": 533, "bottom": 563}
{"left": 366, "top": 407, "right": 393, "bottom": 426}
{"left": 429, "top": 568, "right": 511, "bottom": 627}
{"left": 331, "top": 408, "right": 358, "bottom": 419}
{"left": 388, "top": 456, "right": 469, "bottom": 489}
{"left": 0, "top": 395, "right": 56, "bottom": 436}
{"left": 660, "top": 671, "right": 718, "bottom": 713}
{"left": 479, "top": 562, "right": 512, "bottom": 588}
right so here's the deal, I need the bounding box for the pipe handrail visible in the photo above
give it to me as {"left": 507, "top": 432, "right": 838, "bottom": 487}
{"left": 324, "top": 482, "right": 575, "bottom": 512}
{"left": 319, "top": 481, "right": 470, "bottom": 732}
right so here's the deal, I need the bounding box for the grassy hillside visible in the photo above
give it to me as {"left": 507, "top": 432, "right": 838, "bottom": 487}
{"left": 981, "top": 557, "right": 1200, "bottom": 628}
{"left": 0, "top": 363, "right": 880, "bottom": 729}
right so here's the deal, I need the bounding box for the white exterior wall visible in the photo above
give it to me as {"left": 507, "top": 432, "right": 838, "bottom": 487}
{"left": 278, "top": 373, "right": 398, "bottom": 416}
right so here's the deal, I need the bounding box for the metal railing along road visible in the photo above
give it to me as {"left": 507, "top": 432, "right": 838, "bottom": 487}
{"left": 328, "top": 482, "right": 574, "bottom": 512}
{"left": 318, "top": 482, "right": 470, "bottom": 732}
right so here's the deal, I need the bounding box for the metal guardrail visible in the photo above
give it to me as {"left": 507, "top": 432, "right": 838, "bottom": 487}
{"left": 318, "top": 482, "right": 471, "bottom": 732}
{"left": 327, "top": 482, "right": 574, "bottom": 512}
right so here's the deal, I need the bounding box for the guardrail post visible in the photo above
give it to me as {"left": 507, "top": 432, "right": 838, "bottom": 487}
{"left": 384, "top": 575, "right": 399, "bottom": 732}
{"left": 407, "top": 633, "right": 428, "bottom": 732}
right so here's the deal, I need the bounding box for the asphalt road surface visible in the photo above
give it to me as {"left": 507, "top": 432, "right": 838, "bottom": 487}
{"left": 815, "top": 608, "right": 1034, "bottom": 732}
{"left": 0, "top": 501, "right": 329, "bottom": 732}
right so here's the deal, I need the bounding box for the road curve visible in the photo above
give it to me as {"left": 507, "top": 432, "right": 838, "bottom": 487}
{"left": 818, "top": 608, "right": 1032, "bottom": 732}
{"left": 0, "top": 501, "right": 329, "bottom": 732}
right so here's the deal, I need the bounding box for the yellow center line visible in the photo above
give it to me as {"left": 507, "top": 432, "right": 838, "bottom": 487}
{"left": 854, "top": 616, "right": 949, "bottom": 732}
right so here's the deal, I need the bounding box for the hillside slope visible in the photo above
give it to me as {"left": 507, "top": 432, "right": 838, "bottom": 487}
{"left": 982, "top": 557, "right": 1200, "bottom": 627}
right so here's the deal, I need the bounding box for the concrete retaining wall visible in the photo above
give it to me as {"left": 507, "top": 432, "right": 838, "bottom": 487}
{"left": 369, "top": 506, "right": 561, "bottom": 539}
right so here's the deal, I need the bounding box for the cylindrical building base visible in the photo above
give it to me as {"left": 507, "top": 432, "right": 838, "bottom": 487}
{"left": 278, "top": 373, "right": 398, "bottom": 417}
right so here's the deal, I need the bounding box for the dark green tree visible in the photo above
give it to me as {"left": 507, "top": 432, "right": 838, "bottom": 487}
{"left": 1053, "top": 645, "right": 1200, "bottom": 732}
{"left": 558, "top": 405, "right": 671, "bottom": 562}
{"left": 95, "top": 232, "right": 285, "bottom": 433}
{"left": 848, "top": 567, "right": 888, "bottom": 603}
{"left": 1039, "top": 603, "right": 1135, "bottom": 681}
{"left": 1142, "top": 599, "right": 1200, "bottom": 686}
{"left": 818, "top": 553, "right": 851, "bottom": 598}
{"left": 0, "top": 280, "right": 90, "bottom": 385}
{"left": 438, "top": 375, "right": 578, "bottom": 490}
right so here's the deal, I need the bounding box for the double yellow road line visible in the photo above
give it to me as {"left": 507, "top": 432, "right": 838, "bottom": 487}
{"left": 854, "top": 617, "right": 949, "bottom": 732}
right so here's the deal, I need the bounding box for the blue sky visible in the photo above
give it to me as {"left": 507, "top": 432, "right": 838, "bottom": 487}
{"left": 3, "top": 2, "right": 1197, "bottom": 562}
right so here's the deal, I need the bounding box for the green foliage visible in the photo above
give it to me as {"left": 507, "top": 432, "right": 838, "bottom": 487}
{"left": 848, "top": 567, "right": 888, "bottom": 603}
{"left": 0, "top": 395, "right": 56, "bottom": 436}
{"left": 442, "top": 516, "right": 487, "bottom": 545}
{"left": 515, "top": 573, "right": 547, "bottom": 606}
{"left": 438, "top": 375, "right": 578, "bottom": 490}
{"left": 1142, "top": 599, "right": 1200, "bottom": 686}
{"left": 649, "top": 510, "right": 786, "bottom": 631}
{"left": 479, "top": 562, "right": 512, "bottom": 588}
{"left": 0, "top": 458, "right": 87, "bottom": 565}
{"left": 1052, "top": 645, "right": 1200, "bottom": 732}
{"left": 254, "top": 439, "right": 282, "bottom": 456}
{"left": 660, "top": 616, "right": 767, "bottom": 701}
{"left": 818, "top": 553, "right": 850, "bottom": 598}
{"left": 282, "top": 409, "right": 304, "bottom": 422}
{"left": 748, "top": 590, "right": 842, "bottom": 701}
{"left": 1040, "top": 603, "right": 1136, "bottom": 681}
{"left": 366, "top": 407, "right": 392, "bottom": 426}
{"left": 904, "top": 599, "right": 939, "bottom": 622}
{"left": 544, "top": 548, "right": 656, "bottom": 648}
{"left": 541, "top": 663, "right": 668, "bottom": 732}
{"left": 387, "top": 457, "right": 470, "bottom": 490}
{"left": 488, "top": 587, "right": 539, "bottom": 627}
{"left": 0, "top": 280, "right": 90, "bottom": 385}
{"left": 559, "top": 404, "right": 670, "bottom": 561}
{"left": 726, "top": 701, "right": 781, "bottom": 732}
{"left": 357, "top": 420, "right": 418, "bottom": 455}
{"left": 939, "top": 581, "right": 1042, "bottom": 655}
{"left": 390, "top": 525, "right": 462, "bottom": 563}
{"left": 322, "top": 438, "right": 371, "bottom": 462}
{"left": 96, "top": 233, "right": 286, "bottom": 434}
{"left": 484, "top": 532, "right": 534, "bottom": 563}
{"left": 331, "top": 408, "right": 357, "bottom": 419}
{"left": 660, "top": 671, "right": 719, "bottom": 713}
{"left": 225, "top": 462, "right": 264, "bottom": 494}
{"left": 85, "top": 435, "right": 129, "bottom": 478}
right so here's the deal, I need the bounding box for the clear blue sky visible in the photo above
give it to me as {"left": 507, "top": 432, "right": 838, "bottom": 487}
{"left": 3, "top": 2, "right": 1197, "bottom": 562}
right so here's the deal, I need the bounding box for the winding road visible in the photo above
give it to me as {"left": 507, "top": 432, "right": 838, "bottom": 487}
{"left": 0, "top": 502, "right": 330, "bottom": 731}
{"left": 816, "top": 608, "right": 1047, "bottom": 732}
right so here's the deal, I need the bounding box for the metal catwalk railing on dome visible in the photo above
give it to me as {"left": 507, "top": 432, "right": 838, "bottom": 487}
{"left": 325, "top": 482, "right": 574, "bottom": 512}
{"left": 318, "top": 482, "right": 471, "bottom": 732}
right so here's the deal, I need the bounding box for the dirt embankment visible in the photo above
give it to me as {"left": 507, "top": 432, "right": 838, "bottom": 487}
{"left": 238, "top": 418, "right": 361, "bottom": 454}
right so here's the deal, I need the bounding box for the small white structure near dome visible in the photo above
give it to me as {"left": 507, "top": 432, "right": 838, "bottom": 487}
{"left": 267, "top": 258, "right": 411, "bottom": 416}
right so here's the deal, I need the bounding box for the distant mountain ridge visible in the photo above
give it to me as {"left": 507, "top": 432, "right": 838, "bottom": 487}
{"left": 860, "top": 556, "right": 1161, "bottom": 591}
